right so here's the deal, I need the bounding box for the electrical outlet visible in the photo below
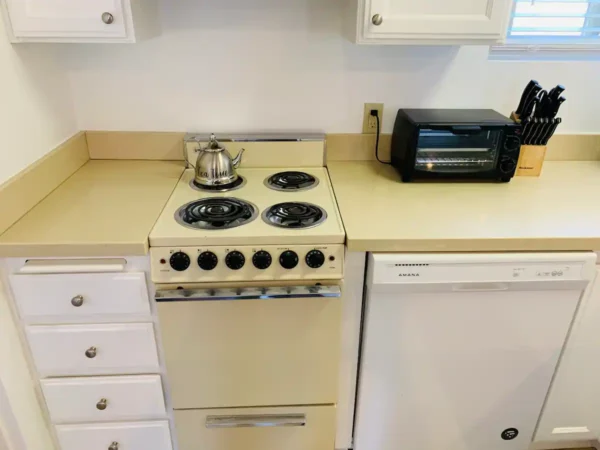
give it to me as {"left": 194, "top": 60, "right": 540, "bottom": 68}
{"left": 362, "top": 103, "right": 384, "bottom": 134}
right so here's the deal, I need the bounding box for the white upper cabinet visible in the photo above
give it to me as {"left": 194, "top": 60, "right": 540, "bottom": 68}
{"left": 1, "top": 0, "right": 157, "bottom": 43}
{"left": 350, "top": 0, "right": 513, "bottom": 44}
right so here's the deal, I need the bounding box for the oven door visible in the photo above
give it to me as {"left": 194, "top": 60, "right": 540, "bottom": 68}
{"left": 414, "top": 126, "right": 503, "bottom": 175}
{"left": 156, "top": 286, "right": 341, "bottom": 409}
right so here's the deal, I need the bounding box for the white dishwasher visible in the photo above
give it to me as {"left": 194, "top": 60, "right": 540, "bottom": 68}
{"left": 354, "top": 252, "right": 597, "bottom": 450}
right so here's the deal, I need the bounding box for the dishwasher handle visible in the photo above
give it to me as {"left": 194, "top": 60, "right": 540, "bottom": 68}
{"left": 452, "top": 283, "right": 510, "bottom": 292}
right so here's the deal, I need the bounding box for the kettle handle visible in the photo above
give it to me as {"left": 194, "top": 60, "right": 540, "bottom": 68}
{"left": 184, "top": 148, "right": 199, "bottom": 170}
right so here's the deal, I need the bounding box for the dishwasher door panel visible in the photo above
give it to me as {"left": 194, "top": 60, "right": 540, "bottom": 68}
{"left": 354, "top": 288, "right": 582, "bottom": 450}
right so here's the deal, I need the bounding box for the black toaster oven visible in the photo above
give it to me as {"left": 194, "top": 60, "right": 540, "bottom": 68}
{"left": 390, "top": 109, "right": 522, "bottom": 182}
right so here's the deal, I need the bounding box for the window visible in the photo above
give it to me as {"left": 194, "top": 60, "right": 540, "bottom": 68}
{"left": 493, "top": 0, "right": 600, "bottom": 57}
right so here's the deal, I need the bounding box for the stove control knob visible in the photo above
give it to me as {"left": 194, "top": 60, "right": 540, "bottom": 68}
{"left": 225, "top": 251, "right": 245, "bottom": 270}
{"left": 252, "top": 251, "right": 272, "bottom": 270}
{"left": 279, "top": 250, "right": 299, "bottom": 270}
{"left": 305, "top": 250, "right": 325, "bottom": 269}
{"left": 500, "top": 157, "right": 517, "bottom": 174}
{"left": 198, "top": 251, "right": 218, "bottom": 271}
{"left": 170, "top": 252, "right": 191, "bottom": 271}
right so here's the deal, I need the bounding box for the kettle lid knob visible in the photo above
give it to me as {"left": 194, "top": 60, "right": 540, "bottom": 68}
{"left": 204, "top": 133, "right": 224, "bottom": 151}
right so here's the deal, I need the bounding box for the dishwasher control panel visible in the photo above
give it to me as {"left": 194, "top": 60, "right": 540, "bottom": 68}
{"left": 370, "top": 253, "right": 597, "bottom": 284}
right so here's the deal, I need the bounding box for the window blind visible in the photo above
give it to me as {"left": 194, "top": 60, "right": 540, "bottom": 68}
{"left": 507, "top": 0, "right": 600, "bottom": 46}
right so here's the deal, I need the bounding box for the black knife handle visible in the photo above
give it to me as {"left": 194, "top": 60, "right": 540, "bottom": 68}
{"left": 516, "top": 80, "right": 539, "bottom": 115}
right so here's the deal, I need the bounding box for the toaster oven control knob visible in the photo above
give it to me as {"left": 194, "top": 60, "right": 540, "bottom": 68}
{"left": 504, "top": 136, "right": 521, "bottom": 151}
{"left": 305, "top": 250, "right": 325, "bottom": 269}
{"left": 225, "top": 251, "right": 245, "bottom": 270}
{"left": 500, "top": 157, "right": 517, "bottom": 174}
{"left": 170, "top": 252, "right": 191, "bottom": 271}
{"left": 279, "top": 250, "right": 299, "bottom": 270}
{"left": 252, "top": 251, "right": 272, "bottom": 270}
{"left": 198, "top": 251, "right": 218, "bottom": 271}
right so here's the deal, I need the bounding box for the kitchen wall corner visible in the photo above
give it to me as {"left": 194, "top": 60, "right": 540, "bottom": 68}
{"left": 0, "top": 132, "right": 89, "bottom": 235}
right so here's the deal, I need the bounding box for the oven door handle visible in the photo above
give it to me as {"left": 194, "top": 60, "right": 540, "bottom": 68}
{"left": 155, "top": 285, "right": 341, "bottom": 302}
{"left": 206, "top": 414, "right": 306, "bottom": 428}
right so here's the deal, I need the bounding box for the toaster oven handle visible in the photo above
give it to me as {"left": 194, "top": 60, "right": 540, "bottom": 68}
{"left": 155, "top": 285, "right": 341, "bottom": 302}
{"left": 450, "top": 126, "right": 482, "bottom": 135}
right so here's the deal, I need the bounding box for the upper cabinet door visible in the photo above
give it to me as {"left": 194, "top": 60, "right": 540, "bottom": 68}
{"left": 5, "top": 0, "right": 127, "bottom": 37}
{"left": 355, "top": 0, "right": 512, "bottom": 44}
{"left": 1, "top": 0, "right": 157, "bottom": 43}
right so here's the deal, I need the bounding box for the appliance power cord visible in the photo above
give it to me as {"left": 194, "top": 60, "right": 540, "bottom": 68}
{"left": 372, "top": 110, "right": 390, "bottom": 165}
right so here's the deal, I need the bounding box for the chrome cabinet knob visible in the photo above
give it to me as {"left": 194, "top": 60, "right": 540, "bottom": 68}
{"left": 372, "top": 14, "right": 383, "bottom": 26}
{"left": 96, "top": 398, "right": 108, "bottom": 410}
{"left": 71, "top": 295, "right": 84, "bottom": 307}
{"left": 108, "top": 442, "right": 119, "bottom": 450}
{"left": 85, "top": 346, "right": 97, "bottom": 358}
{"left": 101, "top": 12, "right": 114, "bottom": 24}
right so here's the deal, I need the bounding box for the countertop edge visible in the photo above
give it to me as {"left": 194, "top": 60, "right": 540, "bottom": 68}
{"left": 346, "top": 237, "right": 600, "bottom": 253}
{"left": 0, "top": 241, "right": 150, "bottom": 258}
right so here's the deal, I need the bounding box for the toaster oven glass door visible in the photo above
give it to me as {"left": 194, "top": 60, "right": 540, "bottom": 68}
{"left": 415, "top": 128, "right": 502, "bottom": 174}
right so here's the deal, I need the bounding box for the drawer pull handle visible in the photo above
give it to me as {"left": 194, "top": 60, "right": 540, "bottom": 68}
{"left": 85, "top": 347, "right": 97, "bottom": 358}
{"left": 108, "top": 442, "right": 119, "bottom": 450}
{"left": 101, "top": 12, "right": 114, "bottom": 24}
{"left": 71, "top": 295, "right": 84, "bottom": 307}
{"left": 206, "top": 414, "right": 306, "bottom": 428}
{"left": 96, "top": 398, "right": 108, "bottom": 410}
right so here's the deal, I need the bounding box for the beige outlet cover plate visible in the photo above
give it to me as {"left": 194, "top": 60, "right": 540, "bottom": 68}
{"left": 362, "top": 103, "right": 384, "bottom": 134}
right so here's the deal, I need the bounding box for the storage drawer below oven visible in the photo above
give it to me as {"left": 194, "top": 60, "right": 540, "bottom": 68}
{"left": 174, "top": 406, "right": 335, "bottom": 450}
{"left": 157, "top": 287, "right": 341, "bottom": 409}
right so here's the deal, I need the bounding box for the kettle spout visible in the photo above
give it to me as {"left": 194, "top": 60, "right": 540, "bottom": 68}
{"left": 232, "top": 148, "right": 245, "bottom": 168}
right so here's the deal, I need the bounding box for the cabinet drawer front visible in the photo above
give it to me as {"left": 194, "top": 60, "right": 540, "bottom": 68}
{"left": 9, "top": 272, "right": 150, "bottom": 323}
{"left": 42, "top": 375, "right": 166, "bottom": 424}
{"left": 56, "top": 421, "right": 172, "bottom": 450}
{"left": 175, "top": 406, "right": 335, "bottom": 450}
{"left": 26, "top": 323, "right": 159, "bottom": 377}
{"left": 158, "top": 296, "right": 341, "bottom": 409}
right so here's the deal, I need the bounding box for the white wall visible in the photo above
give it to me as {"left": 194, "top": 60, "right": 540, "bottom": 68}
{"left": 0, "top": 18, "right": 78, "bottom": 184}
{"left": 60, "top": 0, "right": 600, "bottom": 134}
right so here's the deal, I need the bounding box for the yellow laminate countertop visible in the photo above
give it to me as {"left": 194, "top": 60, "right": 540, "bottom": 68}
{"left": 0, "top": 160, "right": 184, "bottom": 257}
{"left": 328, "top": 161, "right": 600, "bottom": 252}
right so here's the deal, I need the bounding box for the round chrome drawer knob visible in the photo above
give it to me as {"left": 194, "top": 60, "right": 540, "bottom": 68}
{"left": 101, "top": 12, "right": 114, "bottom": 24}
{"left": 372, "top": 14, "right": 383, "bottom": 26}
{"left": 96, "top": 398, "right": 108, "bottom": 410}
{"left": 108, "top": 443, "right": 119, "bottom": 450}
{"left": 85, "top": 346, "right": 97, "bottom": 358}
{"left": 71, "top": 295, "right": 84, "bottom": 307}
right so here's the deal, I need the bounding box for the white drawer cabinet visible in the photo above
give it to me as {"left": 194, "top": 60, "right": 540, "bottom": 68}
{"left": 42, "top": 375, "right": 166, "bottom": 424}
{"left": 0, "top": 0, "right": 158, "bottom": 43}
{"left": 349, "top": 0, "right": 513, "bottom": 44}
{"left": 26, "top": 323, "right": 160, "bottom": 377}
{"left": 10, "top": 272, "right": 151, "bottom": 324}
{"left": 56, "top": 421, "right": 173, "bottom": 450}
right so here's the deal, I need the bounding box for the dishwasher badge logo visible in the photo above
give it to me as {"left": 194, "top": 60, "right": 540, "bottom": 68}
{"left": 398, "top": 273, "right": 420, "bottom": 277}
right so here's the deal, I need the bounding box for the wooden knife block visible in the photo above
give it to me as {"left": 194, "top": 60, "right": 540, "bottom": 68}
{"left": 516, "top": 145, "right": 547, "bottom": 177}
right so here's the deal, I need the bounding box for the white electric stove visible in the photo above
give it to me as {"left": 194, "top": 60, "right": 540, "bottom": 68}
{"left": 148, "top": 135, "right": 346, "bottom": 450}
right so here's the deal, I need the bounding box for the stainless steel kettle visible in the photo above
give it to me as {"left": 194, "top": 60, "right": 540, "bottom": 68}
{"left": 192, "top": 134, "right": 244, "bottom": 187}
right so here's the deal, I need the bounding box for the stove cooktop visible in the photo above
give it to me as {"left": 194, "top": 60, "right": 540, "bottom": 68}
{"left": 149, "top": 167, "right": 345, "bottom": 248}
